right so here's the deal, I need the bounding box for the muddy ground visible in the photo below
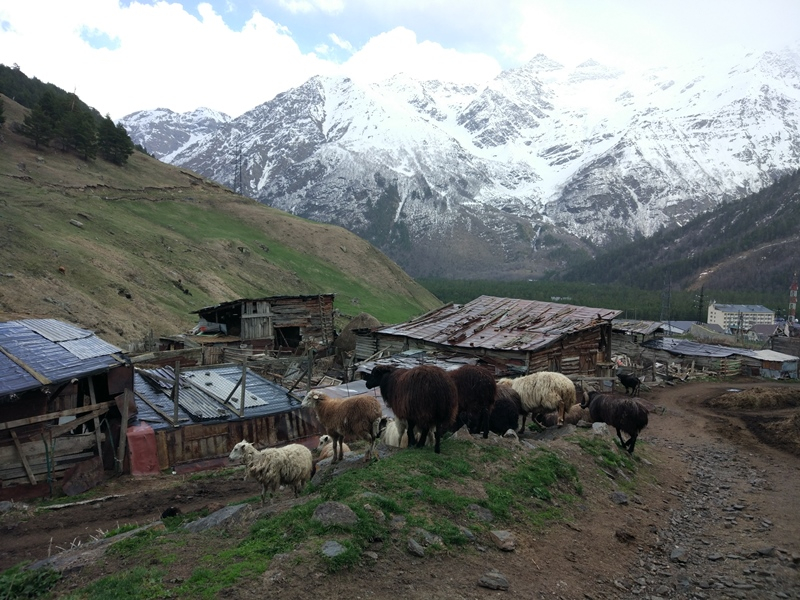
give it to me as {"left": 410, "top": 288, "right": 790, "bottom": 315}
{"left": 2, "top": 377, "right": 800, "bottom": 599}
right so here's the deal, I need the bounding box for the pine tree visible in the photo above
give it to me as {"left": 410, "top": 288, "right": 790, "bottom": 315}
{"left": 0, "top": 97, "right": 5, "bottom": 128}
{"left": 98, "top": 115, "right": 134, "bottom": 165}
{"left": 19, "top": 104, "right": 53, "bottom": 148}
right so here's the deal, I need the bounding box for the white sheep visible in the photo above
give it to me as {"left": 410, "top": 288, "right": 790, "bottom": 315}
{"left": 317, "top": 434, "right": 351, "bottom": 461}
{"left": 498, "top": 371, "right": 576, "bottom": 431}
{"left": 380, "top": 417, "right": 436, "bottom": 448}
{"left": 228, "top": 440, "right": 313, "bottom": 505}
{"left": 301, "top": 391, "right": 383, "bottom": 462}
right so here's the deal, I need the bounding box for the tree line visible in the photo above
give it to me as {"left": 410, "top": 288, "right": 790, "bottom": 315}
{"left": 1, "top": 63, "right": 135, "bottom": 165}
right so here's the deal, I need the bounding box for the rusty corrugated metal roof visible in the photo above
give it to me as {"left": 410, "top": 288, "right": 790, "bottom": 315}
{"left": 191, "top": 294, "right": 335, "bottom": 315}
{"left": 612, "top": 319, "right": 665, "bottom": 336}
{"left": 377, "top": 295, "right": 621, "bottom": 352}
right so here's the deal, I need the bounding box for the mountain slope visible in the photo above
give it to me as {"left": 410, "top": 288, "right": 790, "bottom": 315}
{"left": 0, "top": 95, "right": 441, "bottom": 347}
{"left": 556, "top": 168, "right": 800, "bottom": 294}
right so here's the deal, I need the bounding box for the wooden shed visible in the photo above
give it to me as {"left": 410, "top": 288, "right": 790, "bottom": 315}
{"left": 190, "top": 294, "right": 336, "bottom": 356}
{"left": 0, "top": 319, "right": 134, "bottom": 500}
{"left": 132, "top": 363, "right": 322, "bottom": 471}
{"left": 357, "top": 295, "right": 621, "bottom": 376}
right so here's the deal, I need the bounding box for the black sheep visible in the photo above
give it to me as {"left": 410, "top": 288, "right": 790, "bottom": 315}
{"left": 616, "top": 371, "right": 641, "bottom": 396}
{"left": 448, "top": 364, "right": 496, "bottom": 438}
{"left": 580, "top": 391, "right": 649, "bottom": 453}
{"left": 488, "top": 387, "right": 523, "bottom": 435}
{"left": 364, "top": 364, "right": 458, "bottom": 454}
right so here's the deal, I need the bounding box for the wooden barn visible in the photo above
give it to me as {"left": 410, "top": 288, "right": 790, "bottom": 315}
{"left": 356, "top": 295, "right": 621, "bottom": 376}
{"left": 188, "top": 294, "right": 336, "bottom": 359}
{"left": 0, "top": 319, "right": 134, "bottom": 500}
{"left": 131, "top": 363, "right": 322, "bottom": 473}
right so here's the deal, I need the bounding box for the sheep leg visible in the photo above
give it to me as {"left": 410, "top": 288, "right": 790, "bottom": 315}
{"left": 557, "top": 402, "right": 565, "bottom": 428}
{"left": 415, "top": 426, "right": 430, "bottom": 449}
{"left": 518, "top": 413, "right": 528, "bottom": 434}
{"left": 481, "top": 408, "right": 489, "bottom": 439}
{"left": 626, "top": 433, "right": 637, "bottom": 453}
{"left": 332, "top": 434, "right": 342, "bottom": 463}
{"left": 433, "top": 427, "right": 442, "bottom": 454}
{"left": 406, "top": 419, "right": 418, "bottom": 447}
{"left": 615, "top": 427, "right": 627, "bottom": 449}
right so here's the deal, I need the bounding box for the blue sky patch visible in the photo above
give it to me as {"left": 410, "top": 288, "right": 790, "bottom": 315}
{"left": 80, "top": 27, "right": 121, "bottom": 51}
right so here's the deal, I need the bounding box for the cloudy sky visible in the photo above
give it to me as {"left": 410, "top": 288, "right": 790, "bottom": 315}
{"left": 2, "top": 0, "right": 799, "bottom": 120}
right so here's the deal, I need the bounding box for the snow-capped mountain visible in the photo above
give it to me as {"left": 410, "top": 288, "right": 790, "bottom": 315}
{"left": 119, "top": 107, "right": 230, "bottom": 160}
{"left": 119, "top": 44, "right": 800, "bottom": 279}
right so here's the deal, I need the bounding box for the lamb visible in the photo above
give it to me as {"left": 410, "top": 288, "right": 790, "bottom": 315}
{"left": 228, "top": 440, "right": 313, "bottom": 504}
{"left": 580, "top": 391, "right": 649, "bottom": 453}
{"left": 317, "top": 434, "right": 350, "bottom": 461}
{"left": 301, "top": 391, "right": 382, "bottom": 463}
{"left": 364, "top": 364, "right": 458, "bottom": 454}
{"left": 448, "top": 364, "right": 496, "bottom": 438}
{"left": 617, "top": 372, "right": 641, "bottom": 396}
{"left": 487, "top": 385, "right": 523, "bottom": 435}
{"left": 537, "top": 403, "right": 591, "bottom": 427}
{"left": 381, "top": 417, "right": 436, "bottom": 447}
{"left": 498, "top": 371, "right": 576, "bottom": 431}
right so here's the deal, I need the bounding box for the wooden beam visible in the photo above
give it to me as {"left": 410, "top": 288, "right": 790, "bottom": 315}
{"left": 0, "top": 346, "right": 51, "bottom": 386}
{"left": 87, "top": 378, "right": 104, "bottom": 458}
{"left": 0, "top": 400, "right": 115, "bottom": 431}
{"left": 134, "top": 390, "right": 178, "bottom": 426}
{"left": 46, "top": 406, "right": 105, "bottom": 438}
{"left": 116, "top": 389, "right": 131, "bottom": 474}
{"left": 10, "top": 430, "right": 37, "bottom": 485}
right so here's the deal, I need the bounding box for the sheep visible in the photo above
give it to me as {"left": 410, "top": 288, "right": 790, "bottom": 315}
{"left": 580, "top": 391, "right": 649, "bottom": 453}
{"left": 617, "top": 372, "right": 641, "bottom": 396}
{"left": 228, "top": 440, "right": 313, "bottom": 504}
{"left": 537, "top": 403, "right": 591, "bottom": 427}
{"left": 301, "top": 391, "right": 382, "bottom": 463}
{"left": 317, "top": 434, "right": 350, "bottom": 461}
{"left": 487, "top": 385, "right": 523, "bottom": 435}
{"left": 364, "top": 364, "right": 458, "bottom": 454}
{"left": 498, "top": 371, "right": 576, "bottom": 431}
{"left": 381, "top": 417, "right": 436, "bottom": 447}
{"left": 448, "top": 364, "right": 496, "bottom": 438}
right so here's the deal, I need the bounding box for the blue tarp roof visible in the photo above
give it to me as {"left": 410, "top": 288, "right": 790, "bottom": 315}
{"left": 0, "top": 319, "right": 126, "bottom": 397}
{"left": 642, "top": 337, "right": 799, "bottom": 361}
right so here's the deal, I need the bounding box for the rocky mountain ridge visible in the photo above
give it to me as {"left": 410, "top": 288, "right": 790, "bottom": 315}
{"left": 120, "top": 44, "right": 800, "bottom": 279}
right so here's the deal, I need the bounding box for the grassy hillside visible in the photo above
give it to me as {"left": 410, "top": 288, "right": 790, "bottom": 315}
{"left": 0, "top": 95, "right": 441, "bottom": 347}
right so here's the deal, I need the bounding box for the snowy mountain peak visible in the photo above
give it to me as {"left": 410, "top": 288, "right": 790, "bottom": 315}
{"left": 120, "top": 43, "right": 800, "bottom": 279}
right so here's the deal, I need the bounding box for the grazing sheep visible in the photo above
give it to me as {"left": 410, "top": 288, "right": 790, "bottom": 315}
{"left": 302, "top": 391, "right": 382, "bottom": 462}
{"left": 228, "top": 440, "right": 313, "bottom": 504}
{"left": 317, "top": 434, "right": 351, "bottom": 461}
{"left": 498, "top": 371, "right": 576, "bottom": 431}
{"left": 537, "top": 403, "right": 591, "bottom": 427}
{"left": 580, "top": 391, "right": 649, "bottom": 453}
{"left": 381, "top": 417, "right": 436, "bottom": 447}
{"left": 364, "top": 364, "right": 458, "bottom": 454}
{"left": 487, "top": 386, "right": 523, "bottom": 435}
{"left": 449, "top": 365, "right": 496, "bottom": 438}
{"left": 617, "top": 372, "right": 641, "bottom": 396}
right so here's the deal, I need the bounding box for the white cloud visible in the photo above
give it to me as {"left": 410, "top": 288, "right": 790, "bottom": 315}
{"left": 341, "top": 27, "right": 500, "bottom": 85}
{"left": 329, "top": 33, "right": 354, "bottom": 53}
{"left": 277, "top": 0, "right": 345, "bottom": 16}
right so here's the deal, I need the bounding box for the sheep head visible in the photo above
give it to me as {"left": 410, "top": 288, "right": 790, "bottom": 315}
{"left": 317, "top": 434, "right": 332, "bottom": 448}
{"left": 229, "top": 440, "right": 252, "bottom": 461}
{"left": 302, "top": 391, "right": 324, "bottom": 408}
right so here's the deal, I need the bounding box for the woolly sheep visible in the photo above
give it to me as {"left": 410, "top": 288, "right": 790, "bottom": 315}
{"left": 488, "top": 385, "right": 523, "bottom": 435}
{"left": 302, "top": 390, "right": 382, "bottom": 462}
{"left": 580, "top": 391, "right": 649, "bottom": 453}
{"left": 364, "top": 364, "right": 458, "bottom": 454}
{"left": 498, "top": 371, "right": 576, "bottom": 431}
{"left": 228, "top": 440, "right": 313, "bottom": 504}
{"left": 537, "top": 403, "right": 591, "bottom": 428}
{"left": 381, "top": 417, "right": 436, "bottom": 448}
{"left": 449, "top": 364, "right": 496, "bottom": 438}
{"left": 317, "top": 434, "right": 351, "bottom": 461}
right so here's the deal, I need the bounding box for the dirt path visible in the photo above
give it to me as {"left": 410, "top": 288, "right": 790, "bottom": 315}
{"left": 2, "top": 378, "right": 799, "bottom": 599}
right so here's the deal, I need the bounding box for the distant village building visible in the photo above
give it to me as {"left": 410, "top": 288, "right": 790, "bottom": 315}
{"left": 707, "top": 303, "right": 774, "bottom": 329}
{"left": 357, "top": 295, "right": 621, "bottom": 376}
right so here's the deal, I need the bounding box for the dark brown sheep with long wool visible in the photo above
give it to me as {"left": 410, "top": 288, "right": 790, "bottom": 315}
{"left": 580, "top": 391, "right": 649, "bottom": 453}
{"left": 448, "top": 364, "right": 496, "bottom": 438}
{"left": 364, "top": 364, "right": 458, "bottom": 454}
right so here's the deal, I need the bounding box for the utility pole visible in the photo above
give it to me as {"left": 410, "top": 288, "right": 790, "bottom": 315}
{"left": 660, "top": 273, "right": 672, "bottom": 331}
{"left": 695, "top": 285, "right": 705, "bottom": 324}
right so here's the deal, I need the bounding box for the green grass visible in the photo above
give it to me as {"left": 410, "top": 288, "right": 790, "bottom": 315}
{"left": 574, "top": 436, "right": 638, "bottom": 473}
{"left": 61, "top": 566, "right": 170, "bottom": 600}
{"left": 0, "top": 564, "right": 60, "bottom": 600}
